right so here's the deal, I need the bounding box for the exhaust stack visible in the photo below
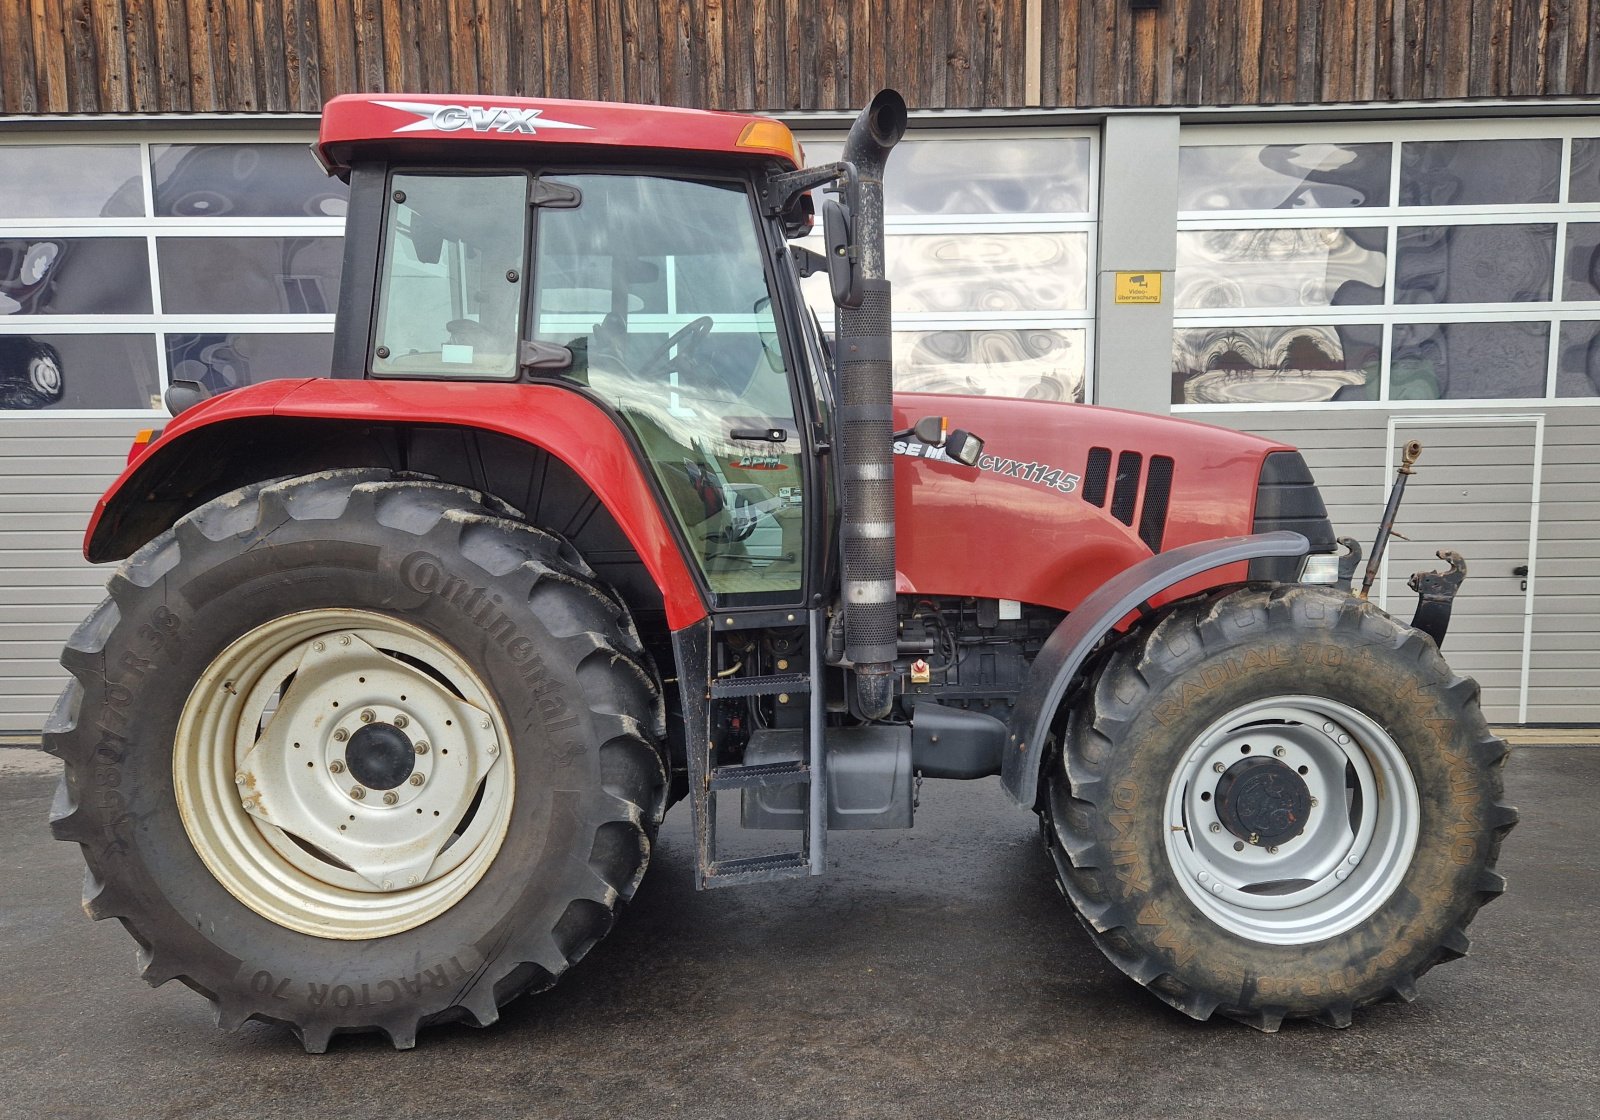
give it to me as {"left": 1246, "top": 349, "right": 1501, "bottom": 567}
{"left": 837, "top": 90, "right": 908, "bottom": 720}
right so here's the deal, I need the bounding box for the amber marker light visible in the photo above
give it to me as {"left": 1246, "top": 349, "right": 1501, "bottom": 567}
{"left": 127, "top": 428, "right": 159, "bottom": 464}
{"left": 737, "top": 119, "right": 802, "bottom": 165}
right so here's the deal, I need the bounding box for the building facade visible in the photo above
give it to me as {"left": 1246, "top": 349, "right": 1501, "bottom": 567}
{"left": 0, "top": 2, "right": 1596, "bottom": 729}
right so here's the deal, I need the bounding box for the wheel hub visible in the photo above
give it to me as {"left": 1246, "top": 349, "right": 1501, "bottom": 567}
{"left": 345, "top": 722, "right": 416, "bottom": 790}
{"left": 1214, "top": 756, "right": 1311, "bottom": 847}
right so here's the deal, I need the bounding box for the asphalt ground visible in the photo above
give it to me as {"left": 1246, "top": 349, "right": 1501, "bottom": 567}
{"left": 2, "top": 743, "right": 1596, "bottom": 1120}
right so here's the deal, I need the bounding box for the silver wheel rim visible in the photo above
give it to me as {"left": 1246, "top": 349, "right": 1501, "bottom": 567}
{"left": 1163, "top": 695, "right": 1419, "bottom": 946}
{"left": 175, "top": 609, "right": 514, "bottom": 940}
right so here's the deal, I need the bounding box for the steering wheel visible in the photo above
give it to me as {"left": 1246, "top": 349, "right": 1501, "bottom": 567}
{"left": 639, "top": 315, "right": 715, "bottom": 378}
{"left": 446, "top": 318, "right": 498, "bottom": 348}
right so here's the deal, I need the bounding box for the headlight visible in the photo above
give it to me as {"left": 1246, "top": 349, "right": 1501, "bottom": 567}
{"left": 1300, "top": 553, "right": 1342, "bottom": 585}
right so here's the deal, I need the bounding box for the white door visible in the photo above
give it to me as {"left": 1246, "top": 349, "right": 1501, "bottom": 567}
{"left": 1380, "top": 415, "right": 1542, "bottom": 724}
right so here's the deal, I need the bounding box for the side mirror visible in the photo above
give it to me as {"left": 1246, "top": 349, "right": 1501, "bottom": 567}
{"left": 410, "top": 217, "right": 444, "bottom": 265}
{"left": 821, "top": 198, "right": 863, "bottom": 309}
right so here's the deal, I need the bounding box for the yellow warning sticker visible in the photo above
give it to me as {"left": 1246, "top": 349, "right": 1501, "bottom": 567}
{"left": 1114, "top": 271, "right": 1163, "bottom": 304}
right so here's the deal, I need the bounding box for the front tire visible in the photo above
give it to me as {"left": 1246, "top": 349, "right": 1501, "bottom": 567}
{"left": 1043, "top": 584, "right": 1516, "bottom": 1030}
{"left": 47, "top": 470, "right": 666, "bottom": 1051}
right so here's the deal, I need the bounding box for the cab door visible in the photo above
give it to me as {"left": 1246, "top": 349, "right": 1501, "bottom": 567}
{"left": 529, "top": 172, "right": 812, "bottom": 607}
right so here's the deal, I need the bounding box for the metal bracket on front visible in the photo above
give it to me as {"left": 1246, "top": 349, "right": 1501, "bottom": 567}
{"left": 1408, "top": 550, "right": 1467, "bottom": 648}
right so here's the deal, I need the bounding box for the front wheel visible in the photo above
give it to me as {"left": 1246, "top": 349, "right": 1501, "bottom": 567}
{"left": 47, "top": 470, "right": 666, "bottom": 1051}
{"left": 1042, "top": 584, "right": 1517, "bottom": 1030}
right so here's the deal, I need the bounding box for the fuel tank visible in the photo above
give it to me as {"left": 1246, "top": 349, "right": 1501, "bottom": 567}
{"left": 890, "top": 392, "right": 1296, "bottom": 613}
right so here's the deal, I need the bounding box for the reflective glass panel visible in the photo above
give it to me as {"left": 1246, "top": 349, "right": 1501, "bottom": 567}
{"left": 0, "top": 237, "right": 151, "bottom": 315}
{"left": 1395, "top": 224, "right": 1555, "bottom": 304}
{"left": 1564, "top": 224, "right": 1600, "bottom": 302}
{"left": 1389, "top": 321, "right": 1548, "bottom": 399}
{"left": 159, "top": 236, "right": 344, "bottom": 315}
{"left": 1172, "top": 324, "right": 1381, "bottom": 404}
{"left": 1175, "top": 228, "right": 1386, "bottom": 309}
{"left": 1177, "top": 143, "right": 1391, "bottom": 211}
{"left": 1556, "top": 320, "right": 1600, "bottom": 397}
{"left": 0, "top": 332, "right": 160, "bottom": 409}
{"left": 165, "top": 332, "right": 333, "bottom": 392}
{"left": 1399, "top": 139, "right": 1561, "bottom": 206}
{"left": 0, "top": 145, "right": 144, "bottom": 218}
{"left": 895, "top": 329, "right": 1085, "bottom": 401}
{"left": 152, "top": 144, "right": 349, "bottom": 218}
{"left": 1571, "top": 138, "right": 1600, "bottom": 204}
{"left": 534, "top": 175, "right": 803, "bottom": 600}
{"left": 799, "top": 138, "right": 1090, "bottom": 215}
{"left": 887, "top": 232, "right": 1087, "bottom": 313}
{"left": 372, "top": 175, "right": 525, "bottom": 377}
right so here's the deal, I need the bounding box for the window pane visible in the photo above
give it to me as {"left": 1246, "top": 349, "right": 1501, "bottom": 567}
{"left": 0, "top": 237, "right": 152, "bottom": 315}
{"left": 0, "top": 333, "right": 159, "bottom": 409}
{"left": 0, "top": 146, "right": 144, "bottom": 218}
{"left": 166, "top": 332, "right": 332, "bottom": 392}
{"left": 152, "top": 144, "right": 349, "bottom": 218}
{"left": 1557, "top": 321, "right": 1600, "bottom": 397}
{"left": 1175, "top": 228, "right": 1386, "bottom": 309}
{"left": 799, "top": 138, "right": 1090, "bottom": 215}
{"left": 158, "top": 237, "right": 342, "bottom": 315}
{"left": 888, "top": 232, "right": 1087, "bottom": 313}
{"left": 1173, "top": 325, "right": 1380, "bottom": 404}
{"left": 896, "top": 329, "right": 1085, "bottom": 401}
{"left": 1390, "top": 321, "right": 1548, "bottom": 399}
{"left": 1564, "top": 223, "right": 1600, "bottom": 302}
{"left": 534, "top": 175, "right": 803, "bottom": 601}
{"left": 1572, "top": 138, "right": 1600, "bottom": 204}
{"left": 1177, "top": 143, "right": 1391, "bottom": 211}
{"left": 1395, "top": 224, "right": 1555, "bottom": 304}
{"left": 1399, "top": 139, "right": 1561, "bottom": 206}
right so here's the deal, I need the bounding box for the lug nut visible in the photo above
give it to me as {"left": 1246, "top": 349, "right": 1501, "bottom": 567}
{"left": 339, "top": 635, "right": 352, "bottom": 646}
{"left": 414, "top": 741, "right": 429, "bottom": 755}
{"left": 1310, "top": 797, "right": 1319, "bottom": 807}
{"left": 1208, "top": 822, "right": 1221, "bottom": 833}
{"left": 1273, "top": 746, "right": 1287, "bottom": 758}
{"left": 329, "top": 759, "right": 346, "bottom": 774}
{"left": 360, "top": 708, "right": 376, "bottom": 723}
{"left": 1212, "top": 762, "right": 1226, "bottom": 773}
{"left": 312, "top": 640, "right": 325, "bottom": 652}
{"left": 393, "top": 714, "right": 409, "bottom": 729}
{"left": 487, "top": 743, "right": 499, "bottom": 756}
{"left": 234, "top": 772, "right": 247, "bottom": 785}
{"left": 333, "top": 728, "right": 349, "bottom": 742}
{"left": 481, "top": 718, "right": 492, "bottom": 730}
{"left": 1266, "top": 845, "right": 1279, "bottom": 855}
{"left": 409, "top": 773, "right": 425, "bottom": 787}
{"left": 382, "top": 791, "right": 399, "bottom": 805}
{"left": 349, "top": 785, "right": 366, "bottom": 800}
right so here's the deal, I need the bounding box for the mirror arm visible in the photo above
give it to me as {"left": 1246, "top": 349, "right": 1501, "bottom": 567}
{"left": 761, "top": 161, "right": 860, "bottom": 218}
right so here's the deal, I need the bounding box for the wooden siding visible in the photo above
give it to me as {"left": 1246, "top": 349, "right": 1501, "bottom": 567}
{"left": 0, "top": 0, "right": 1025, "bottom": 114}
{"left": 2, "top": 1, "right": 1596, "bottom": 117}
{"left": 1041, "top": 0, "right": 1600, "bottom": 106}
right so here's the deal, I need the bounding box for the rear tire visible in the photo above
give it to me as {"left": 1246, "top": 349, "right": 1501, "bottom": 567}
{"left": 46, "top": 470, "right": 666, "bottom": 1051}
{"left": 1042, "top": 584, "right": 1516, "bottom": 1030}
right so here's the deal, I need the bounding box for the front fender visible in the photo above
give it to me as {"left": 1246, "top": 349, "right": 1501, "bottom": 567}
{"left": 1002, "top": 531, "right": 1310, "bottom": 808}
{"left": 86, "top": 378, "right": 708, "bottom": 629}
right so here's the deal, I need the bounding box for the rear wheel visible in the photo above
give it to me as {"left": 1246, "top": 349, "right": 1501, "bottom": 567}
{"left": 1042, "top": 584, "right": 1516, "bottom": 1030}
{"left": 47, "top": 470, "right": 666, "bottom": 1051}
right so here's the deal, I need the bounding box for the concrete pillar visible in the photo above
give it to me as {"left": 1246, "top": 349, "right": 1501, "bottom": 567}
{"left": 1092, "top": 114, "right": 1181, "bottom": 416}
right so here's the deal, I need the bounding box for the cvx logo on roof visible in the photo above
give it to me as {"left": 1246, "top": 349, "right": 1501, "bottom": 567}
{"left": 375, "top": 100, "right": 594, "bottom": 136}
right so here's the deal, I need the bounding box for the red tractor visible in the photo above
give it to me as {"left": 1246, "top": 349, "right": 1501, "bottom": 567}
{"left": 47, "top": 90, "right": 1514, "bottom": 1052}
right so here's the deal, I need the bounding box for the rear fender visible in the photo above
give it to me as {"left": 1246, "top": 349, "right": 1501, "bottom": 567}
{"left": 86, "top": 378, "right": 708, "bottom": 628}
{"left": 1002, "top": 531, "right": 1311, "bottom": 808}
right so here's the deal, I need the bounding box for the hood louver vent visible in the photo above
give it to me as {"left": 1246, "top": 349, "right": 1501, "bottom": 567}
{"left": 1082, "top": 446, "right": 1174, "bottom": 554}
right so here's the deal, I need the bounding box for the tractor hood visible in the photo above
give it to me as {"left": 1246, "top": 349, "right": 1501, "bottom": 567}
{"left": 889, "top": 392, "right": 1297, "bottom": 613}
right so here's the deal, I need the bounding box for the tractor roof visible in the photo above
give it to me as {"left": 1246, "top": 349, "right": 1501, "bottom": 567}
{"left": 315, "top": 93, "right": 802, "bottom": 176}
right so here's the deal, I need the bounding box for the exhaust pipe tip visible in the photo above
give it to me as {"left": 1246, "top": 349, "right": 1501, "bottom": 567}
{"left": 861, "top": 89, "right": 908, "bottom": 151}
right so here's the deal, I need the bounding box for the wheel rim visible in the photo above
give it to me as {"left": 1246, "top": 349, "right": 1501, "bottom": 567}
{"left": 175, "top": 609, "right": 515, "bottom": 940}
{"left": 1163, "top": 695, "right": 1419, "bottom": 946}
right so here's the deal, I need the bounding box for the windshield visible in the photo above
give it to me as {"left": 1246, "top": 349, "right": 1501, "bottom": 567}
{"left": 533, "top": 174, "right": 805, "bottom": 601}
